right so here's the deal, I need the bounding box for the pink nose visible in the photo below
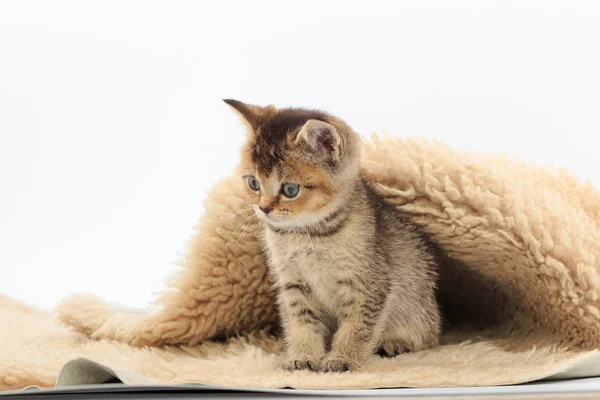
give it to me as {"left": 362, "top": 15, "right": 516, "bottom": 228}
{"left": 259, "top": 206, "right": 273, "bottom": 214}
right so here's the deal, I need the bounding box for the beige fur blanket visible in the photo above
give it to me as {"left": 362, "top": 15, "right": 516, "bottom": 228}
{"left": 3, "top": 136, "right": 600, "bottom": 391}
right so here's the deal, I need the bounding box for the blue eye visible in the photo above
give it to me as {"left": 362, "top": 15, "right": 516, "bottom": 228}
{"left": 247, "top": 176, "right": 260, "bottom": 191}
{"left": 281, "top": 183, "right": 300, "bottom": 198}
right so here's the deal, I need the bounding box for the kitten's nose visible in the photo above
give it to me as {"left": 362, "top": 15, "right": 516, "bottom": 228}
{"left": 259, "top": 206, "right": 273, "bottom": 214}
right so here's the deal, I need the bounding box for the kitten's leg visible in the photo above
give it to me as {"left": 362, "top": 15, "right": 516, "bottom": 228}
{"left": 377, "top": 298, "right": 441, "bottom": 357}
{"left": 279, "top": 281, "right": 329, "bottom": 371}
{"left": 321, "top": 289, "right": 386, "bottom": 372}
{"left": 377, "top": 322, "right": 440, "bottom": 357}
{"left": 376, "top": 326, "right": 414, "bottom": 357}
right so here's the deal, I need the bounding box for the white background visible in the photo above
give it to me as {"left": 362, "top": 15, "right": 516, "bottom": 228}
{"left": 1, "top": 0, "right": 599, "bottom": 311}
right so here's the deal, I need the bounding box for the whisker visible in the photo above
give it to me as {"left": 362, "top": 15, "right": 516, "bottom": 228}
{"left": 213, "top": 205, "right": 254, "bottom": 235}
{"left": 224, "top": 209, "right": 257, "bottom": 243}
{"left": 226, "top": 207, "right": 262, "bottom": 243}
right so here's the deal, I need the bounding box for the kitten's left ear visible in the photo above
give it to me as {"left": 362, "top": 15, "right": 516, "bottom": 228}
{"left": 294, "top": 119, "right": 342, "bottom": 161}
{"left": 223, "top": 99, "right": 267, "bottom": 133}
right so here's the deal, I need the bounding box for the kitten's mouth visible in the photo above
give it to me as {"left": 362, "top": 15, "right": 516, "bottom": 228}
{"left": 253, "top": 206, "right": 298, "bottom": 227}
{"left": 253, "top": 205, "right": 337, "bottom": 230}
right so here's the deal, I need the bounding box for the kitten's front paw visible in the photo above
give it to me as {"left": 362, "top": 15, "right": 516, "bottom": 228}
{"left": 320, "top": 357, "right": 354, "bottom": 373}
{"left": 282, "top": 359, "right": 319, "bottom": 372}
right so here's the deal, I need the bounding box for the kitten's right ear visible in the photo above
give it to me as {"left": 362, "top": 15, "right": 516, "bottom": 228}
{"left": 294, "top": 119, "right": 342, "bottom": 162}
{"left": 223, "top": 99, "right": 265, "bottom": 133}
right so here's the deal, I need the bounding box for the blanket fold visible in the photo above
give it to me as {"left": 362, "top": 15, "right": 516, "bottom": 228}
{"left": 3, "top": 135, "right": 600, "bottom": 390}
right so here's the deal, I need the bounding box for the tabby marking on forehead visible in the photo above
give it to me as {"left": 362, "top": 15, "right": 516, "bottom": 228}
{"left": 250, "top": 108, "right": 329, "bottom": 174}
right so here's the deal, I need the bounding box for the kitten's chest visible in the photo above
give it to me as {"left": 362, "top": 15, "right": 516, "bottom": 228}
{"left": 264, "top": 230, "right": 354, "bottom": 306}
{"left": 267, "top": 234, "right": 336, "bottom": 276}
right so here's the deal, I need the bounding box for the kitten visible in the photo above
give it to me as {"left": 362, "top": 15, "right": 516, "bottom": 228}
{"left": 225, "top": 99, "right": 441, "bottom": 373}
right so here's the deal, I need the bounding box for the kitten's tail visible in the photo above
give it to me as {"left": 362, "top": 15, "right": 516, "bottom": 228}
{"left": 56, "top": 294, "right": 201, "bottom": 346}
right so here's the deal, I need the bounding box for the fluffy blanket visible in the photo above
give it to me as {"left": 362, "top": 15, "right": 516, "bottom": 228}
{"left": 3, "top": 136, "right": 600, "bottom": 391}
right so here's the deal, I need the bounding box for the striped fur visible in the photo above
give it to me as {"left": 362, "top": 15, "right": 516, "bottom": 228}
{"left": 227, "top": 100, "right": 441, "bottom": 372}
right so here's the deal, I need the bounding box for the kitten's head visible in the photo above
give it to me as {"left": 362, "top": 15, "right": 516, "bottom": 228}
{"left": 225, "top": 99, "right": 361, "bottom": 229}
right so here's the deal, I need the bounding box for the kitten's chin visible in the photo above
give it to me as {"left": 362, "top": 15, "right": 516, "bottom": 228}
{"left": 254, "top": 212, "right": 299, "bottom": 229}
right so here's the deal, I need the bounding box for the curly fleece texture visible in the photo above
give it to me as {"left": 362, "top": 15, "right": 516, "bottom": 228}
{"left": 2, "top": 135, "right": 600, "bottom": 390}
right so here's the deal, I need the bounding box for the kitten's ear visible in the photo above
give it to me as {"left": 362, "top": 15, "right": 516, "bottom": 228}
{"left": 294, "top": 119, "right": 342, "bottom": 161}
{"left": 223, "top": 99, "right": 265, "bottom": 133}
